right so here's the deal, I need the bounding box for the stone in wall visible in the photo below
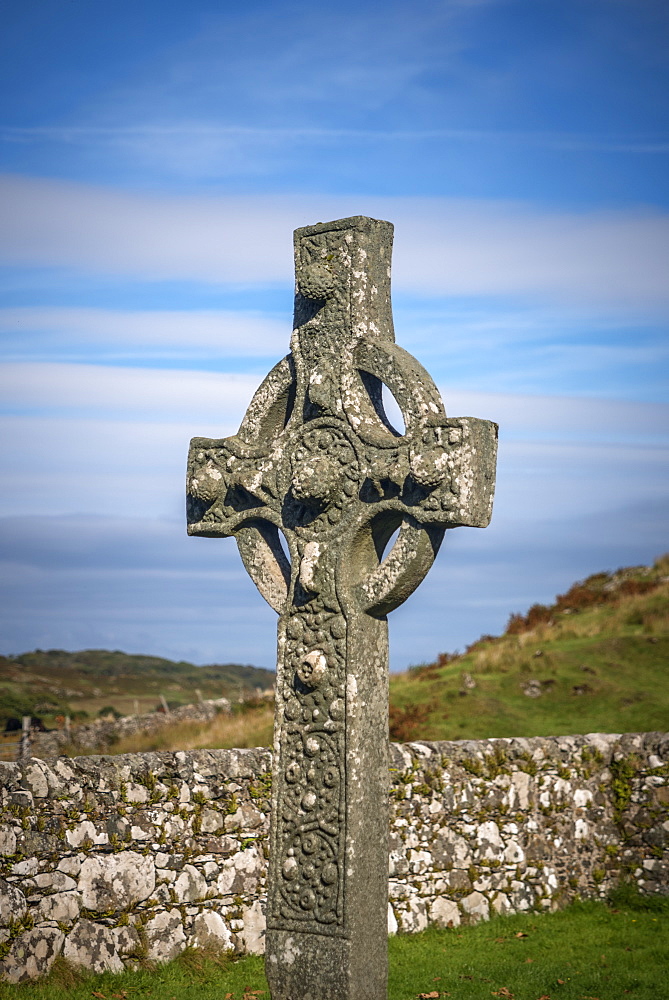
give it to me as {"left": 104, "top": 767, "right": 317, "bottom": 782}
{"left": 145, "top": 909, "right": 187, "bottom": 964}
{"left": 79, "top": 851, "right": 155, "bottom": 910}
{"left": 1, "top": 927, "right": 64, "bottom": 983}
{"left": 0, "top": 733, "right": 666, "bottom": 980}
{"left": 63, "top": 919, "right": 124, "bottom": 974}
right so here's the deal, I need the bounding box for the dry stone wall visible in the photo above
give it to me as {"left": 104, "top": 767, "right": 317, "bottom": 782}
{"left": 25, "top": 698, "right": 232, "bottom": 759}
{"left": 1, "top": 732, "right": 667, "bottom": 982}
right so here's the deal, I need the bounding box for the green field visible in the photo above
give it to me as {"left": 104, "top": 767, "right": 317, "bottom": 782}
{"left": 1, "top": 894, "right": 666, "bottom": 1000}
{"left": 0, "top": 649, "right": 275, "bottom": 729}
{"left": 111, "top": 555, "right": 669, "bottom": 755}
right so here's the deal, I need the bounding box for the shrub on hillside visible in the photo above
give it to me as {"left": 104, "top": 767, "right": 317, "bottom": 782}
{"left": 504, "top": 563, "right": 665, "bottom": 635}
{"left": 389, "top": 701, "right": 435, "bottom": 741}
{"left": 98, "top": 705, "right": 123, "bottom": 720}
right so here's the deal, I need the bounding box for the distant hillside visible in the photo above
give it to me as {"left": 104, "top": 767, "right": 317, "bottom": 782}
{"left": 3, "top": 556, "right": 667, "bottom": 752}
{"left": 388, "top": 554, "right": 669, "bottom": 742}
{"left": 0, "top": 648, "right": 274, "bottom": 727}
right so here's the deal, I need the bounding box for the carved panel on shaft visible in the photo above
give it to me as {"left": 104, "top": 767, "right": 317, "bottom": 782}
{"left": 269, "top": 602, "right": 347, "bottom": 933}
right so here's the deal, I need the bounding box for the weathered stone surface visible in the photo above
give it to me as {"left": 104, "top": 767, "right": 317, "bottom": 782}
{"left": 30, "top": 871, "right": 76, "bottom": 892}
{"left": 239, "top": 899, "right": 266, "bottom": 955}
{"left": 429, "top": 897, "right": 460, "bottom": 928}
{"left": 144, "top": 909, "right": 186, "bottom": 963}
{"left": 66, "top": 820, "right": 108, "bottom": 848}
{"left": 192, "top": 910, "right": 234, "bottom": 951}
{"left": 79, "top": 851, "right": 155, "bottom": 911}
{"left": 0, "top": 880, "right": 27, "bottom": 925}
{"left": 215, "top": 846, "right": 264, "bottom": 897}
{"left": 113, "top": 925, "right": 141, "bottom": 956}
{"left": 36, "top": 890, "right": 80, "bottom": 924}
{"left": 0, "top": 827, "right": 17, "bottom": 856}
{"left": 57, "top": 856, "right": 82, "bottom": 877}
{"left": 461, "top": 890, "right": 490, "bottom": 923}
{"left": 174, "top": 863, "right": 207, "bottom": 903}
{"left": 0, "top": 927, "right": 64, "bottom": 983}
{"left": 63, "top": 919, "right": 123, "bottom": 973}
{"left": 200, "top": 807, "right": 223, "bottom": 833}
{"left": 224, "top": 803, "right": 263, "bottom": 832}
{"left": 22, "top": 762, "right": 50, "bottom": 798}
{"left": 186, "top": 216, "right": 498, "bottom": 1000}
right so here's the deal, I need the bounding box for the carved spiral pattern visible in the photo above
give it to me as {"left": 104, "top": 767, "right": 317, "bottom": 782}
{"left": 269, "top": 600, "right": 347, "bottom": 931}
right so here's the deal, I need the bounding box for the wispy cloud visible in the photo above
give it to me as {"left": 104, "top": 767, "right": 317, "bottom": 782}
{"left": 2, "top": 361, "right": 668, "bottom": 441}
{"left": 0, "top": 362, "right": 259, "bottom": 421}
{"left": 1, "top": 302, "right": 666, "bottom": 403}
{"left": 0, "top": 306, "right": 286, "bottom": 360}
{"left": 4, "top": 125, "right": 667, "bottom": 153}
{"left": 2, "top": 176, "right": 668, "bottom": 308}
{"left": 1, "top": 365, "right": 666, "bottom": 529}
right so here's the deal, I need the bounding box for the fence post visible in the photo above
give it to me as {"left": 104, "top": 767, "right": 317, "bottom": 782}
{"left": 19, "top": 716, "right": 31, "bottom": 760}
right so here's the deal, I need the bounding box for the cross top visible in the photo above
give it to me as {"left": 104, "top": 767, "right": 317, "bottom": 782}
{"left": 188, "top": 216, "right": 495, "bottom": 616}
{"left": 187, "top": 216, "right": 497, "bottom": 1000}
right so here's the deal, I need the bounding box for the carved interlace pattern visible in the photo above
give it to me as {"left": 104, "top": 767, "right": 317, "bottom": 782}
{"left": 281, "top": 420, "right": 360, "bottom": 537}
{"left": 268, "top": 601, "right": 347, "bottom": 931}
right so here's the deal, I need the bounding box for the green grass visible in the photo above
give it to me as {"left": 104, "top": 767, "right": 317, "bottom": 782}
{"left": 2, "top": 898, "right": 666, "bottom": 1000}
{"left": 389, "top": 900, "right": 668, "bottom": 1000}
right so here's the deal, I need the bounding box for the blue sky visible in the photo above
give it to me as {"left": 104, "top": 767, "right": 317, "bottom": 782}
{"left": 0, "top": 0, "right": 667, "bottom": 671}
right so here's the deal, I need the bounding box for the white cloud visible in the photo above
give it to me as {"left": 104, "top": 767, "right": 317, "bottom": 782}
{"left": 0, "top": 416, "right": 190, "bottom": 519}
{"left": 2, "top": 175, "right": 668, "bottom": 308}
{"left": 0, "top": 362, "right": 260, "bottom": 421}
{"left": 2, "top": 304, "right": 665, "bottom": 406}
{"left": 0, "top": 362, "right": 666, "bottom": 664}
{"left": 2, "top": 361, "right": 667, "bottom": 443}
{"left": 0, "top": 366, "right": 666, "bottom": 524}
{"left": 441, "top": 387, "right": 669, "bottom": 444}
{"left": 0, "top": 307, "right": 286, "bottom": 358}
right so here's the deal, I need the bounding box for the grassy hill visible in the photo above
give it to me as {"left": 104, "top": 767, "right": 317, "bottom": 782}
{"left": 74, "top": 554, "right": 669, "bottom": 758}
{"left": 388, "top": 554, "right": 669, "bottom": 742}
{"left": 0, "top": 648, "right": 275, "bottom": 727}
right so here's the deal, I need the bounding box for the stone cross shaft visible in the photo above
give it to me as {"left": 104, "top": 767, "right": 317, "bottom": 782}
{"left": 187, "top": 217, "right": 497, "bottom": 1000}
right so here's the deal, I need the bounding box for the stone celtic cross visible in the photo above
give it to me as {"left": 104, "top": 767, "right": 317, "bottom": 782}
{"left": 187, "top": 216, "right": 497, "bottom": 1000}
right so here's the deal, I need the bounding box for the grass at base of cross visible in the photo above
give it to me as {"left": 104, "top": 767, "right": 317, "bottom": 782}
{"left": 1, "top": 891, "right": 666, "bottom": 1000}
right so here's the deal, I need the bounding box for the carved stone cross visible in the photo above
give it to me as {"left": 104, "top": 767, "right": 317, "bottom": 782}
{"left": 187, "top": 217, "right": 497, "bottom": 1000}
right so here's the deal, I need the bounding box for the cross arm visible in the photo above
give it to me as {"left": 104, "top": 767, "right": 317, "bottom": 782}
{"left": 186, "top": 434, "right": 279, "bottom": 537}
{"left": 346, "top": 336, "right": 498, "bottom": 532}
{"left": 402, "top": 414, "right": 498, "bottom": 529}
